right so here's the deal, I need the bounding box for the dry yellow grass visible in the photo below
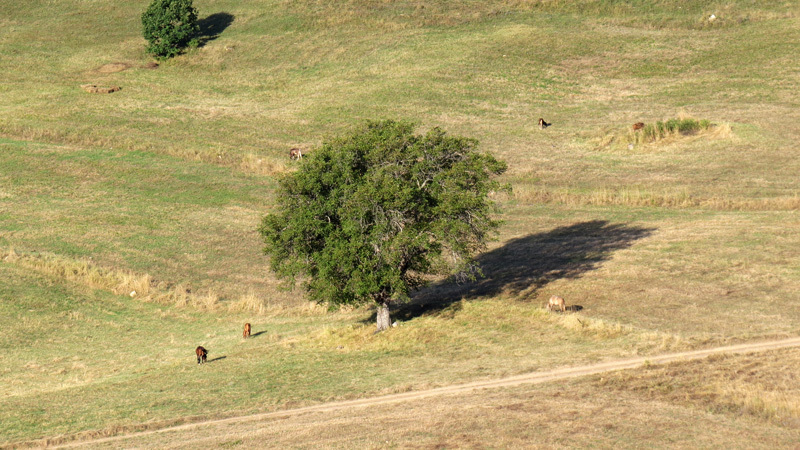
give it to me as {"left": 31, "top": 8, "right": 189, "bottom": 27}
{"left": 1, "top": 248, "right": 331, "bottom": 316}
{"left": 512, "top": 185, "right": 800, "bottom": 210}
{"left": 596, "top": 348, "right": 800, "bottom": 427}
{"left": 2, "top": 0, "right": 800, "bottom": 445}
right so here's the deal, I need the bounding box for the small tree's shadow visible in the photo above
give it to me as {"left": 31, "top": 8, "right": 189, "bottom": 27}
{"left": 196, "top": 12, "right": 235, "bottom": 47}
{"left": 395, "top": 220, "right": 655, "bottom": 321}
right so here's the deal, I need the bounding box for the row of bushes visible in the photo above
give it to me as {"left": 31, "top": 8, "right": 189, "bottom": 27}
{"left": 637, "top": 118, "right": 712, "bottom": 143}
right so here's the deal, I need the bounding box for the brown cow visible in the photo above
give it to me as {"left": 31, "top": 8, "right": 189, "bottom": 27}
{"left": 547, "top": 295, "right": 566, "bottom": 313}
{"left": 632, "top": 122, "right": 645, "bottom": 131}
{"left": 243, "top": 323, "right": 251, "bottom": 339}
{"left": 538, "top": 118, "right": 551, "bottom": 129}
{"left": 196, "top": 346, "right": 208, "bottom": 364}
{"left": 289, "top": 148, "right": 303, "bottom": 160}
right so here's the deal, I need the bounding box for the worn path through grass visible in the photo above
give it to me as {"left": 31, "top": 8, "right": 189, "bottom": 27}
{"left": 47, "top": 336, "right": 800, "bottom": 449}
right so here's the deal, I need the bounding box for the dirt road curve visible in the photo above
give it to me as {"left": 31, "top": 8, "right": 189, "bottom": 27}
{"left": 53, "top": 336, "right": 800, "bottom": 449}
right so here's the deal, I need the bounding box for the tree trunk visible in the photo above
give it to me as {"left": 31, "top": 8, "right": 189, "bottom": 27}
{"left": 376, "top": 301, "right": 391, "bottom": 332}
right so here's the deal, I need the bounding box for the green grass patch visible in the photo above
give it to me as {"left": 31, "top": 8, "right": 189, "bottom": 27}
{"left": 0, "top": 260, "right": 681, "bottom": 444}
{"left": 0, "top": 139, "right": 281, "bottom": 302}
{"left": 2, "top": 0, "right": 800, "bottom": 445}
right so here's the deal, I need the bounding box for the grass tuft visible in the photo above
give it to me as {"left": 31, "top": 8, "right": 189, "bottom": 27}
{"left": 554, "top": 314, "right": 627, "bottom": 339}
{"left": 633, "top": 118, "right": 712, "bottom": 144}
{"left": 591, "top": 119, "right": 729, "bottom": 153}
{"left": 636, "top": 118, "right": 715, "bottom": 144}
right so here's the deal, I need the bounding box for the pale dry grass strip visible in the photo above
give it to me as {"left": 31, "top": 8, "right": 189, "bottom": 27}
{"left": 2, "top": 247, "right": 153, "bottom": 298}
{"left": 512, "top": 186, "right": 800, "bottom": 210}
{"left": 226, "top": 290, "right": 327, "bottom": 317}
{"left": 165, "top": 147, "right": 290, "bottom": 176}
{"left": 548, "top": 308, "right": 687, "bottom": 351}
{"left": 0, "top": 248, "right": 319, "bottom": 316}
{"left": 0, "top": 123, "right": 289, "bottom": 176}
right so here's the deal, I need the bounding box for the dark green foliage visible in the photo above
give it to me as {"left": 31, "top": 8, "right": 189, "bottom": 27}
{"left": 260, "top": 120, "right": 507, "bottom": 318}
{"left": 141, "top": 0, "right": 199, "bottom": 59}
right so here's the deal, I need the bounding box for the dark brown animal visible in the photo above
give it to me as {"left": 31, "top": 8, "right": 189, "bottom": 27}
{"left": 243, "top": 323, "right": 251, "bottom": 339}
{"left": 538, "top": 118, "right": 551, "bottom": 129}
{"left": 547, "top": 295, "right": 566, "bottom": 313}
{"left": 289, "top": 148, "right": 303, "bottom": 160}
{"left": 195, "top": 346, "right": 208, "bottom": 364}
{"left": 632, "top": 122, "right": 645, "bottom": 131}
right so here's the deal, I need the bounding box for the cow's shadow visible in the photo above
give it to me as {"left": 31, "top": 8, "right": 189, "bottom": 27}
{"left": 250, "top": 331, "right": 268, "bottom": 338}
{"left": 393, "top": 220, "right": 655, "bottom": 321}
{"left": 196, "top": 12, "right": 235, "bottom": 47}
{"left": 206, "top": 356, "right": 227, "bottom": 363}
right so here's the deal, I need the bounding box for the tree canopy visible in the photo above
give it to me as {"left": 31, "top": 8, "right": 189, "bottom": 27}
{"left": 260, "top": 120, "right": 507, "bottom": 330}
{"left": 141, "top": 0, "right": 199, "bottom": 60}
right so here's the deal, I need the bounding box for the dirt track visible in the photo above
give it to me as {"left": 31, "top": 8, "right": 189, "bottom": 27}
{"left": 51, "top": 336, "right": 800, "bottom": 448}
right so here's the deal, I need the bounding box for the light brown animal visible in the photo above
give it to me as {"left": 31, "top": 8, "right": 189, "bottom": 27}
{"left": 632, "top": 122, "right": 645, "bottom": 131}
{"left": 195, "top": 346, "right": 208, "bottom": 364}
{"left": 243, "top": 323, "right": 251, "bottom": 339}
{"left": 289, "top": 148, "right": 303, "bottom": 160}
{"left": 547, "top": 295, "right": 566, "bottom": 313}
{"left": 538, "top": 118, "right": 551, "bottom": 129}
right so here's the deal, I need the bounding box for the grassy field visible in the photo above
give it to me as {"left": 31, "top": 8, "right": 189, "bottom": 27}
{"left": 1, "top": 0, "right": 799, "bottom": 446}
{"left": 79, "top": 348, "right": 800, "bottom": 449}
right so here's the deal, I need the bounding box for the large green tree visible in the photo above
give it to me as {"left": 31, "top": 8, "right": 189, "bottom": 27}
{"left": 260, "top": 120, "right": 507, "bottom": 331}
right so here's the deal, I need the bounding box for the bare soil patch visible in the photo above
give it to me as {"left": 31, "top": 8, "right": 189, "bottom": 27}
{"left": 80, "top": 84, "right": 121, "bottom": 94}
{"left": 94, "top": 62, "right": 130, "bottom": 73}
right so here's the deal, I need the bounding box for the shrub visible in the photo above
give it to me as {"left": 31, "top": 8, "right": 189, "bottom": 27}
{"left": 679, "top": 118, "right": 701, "bottom": 133}
{"left": 141, "top": 0, "right": 199, "bottom": 59}
{"left": 656, "top": 120, "right": 666, "bottom": 137}
{"left": 665, "top": 118, "right": 680, "bottom": 132}
{"left": 633, "top": 118, "right": 713, "bottom": 144}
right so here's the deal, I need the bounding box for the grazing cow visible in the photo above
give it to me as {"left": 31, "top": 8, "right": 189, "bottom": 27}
{"left": 243, "top": 323, "right": 251, "bottom": 339}
{"left": 538, "top": 118, "right": 551, "bottom": 129}
{"left": 632, "top": 122, "right": 645, "bottom": 131}
{"left": 547, "top": 295, "right": 566, "bottom": 313}
{"left": 289, "top": 148, "right": 303, "bottom": 160}
{"left": 196, "top": 346, "right": 208, "bottom": 365}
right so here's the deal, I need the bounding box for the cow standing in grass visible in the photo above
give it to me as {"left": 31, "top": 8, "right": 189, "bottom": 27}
{"left": 196, "top": 346, "right": 208, "bottom": 364}
{"left": 547, "top": 295, "right": 566, "bottom": 313}
{"left": 289, "top": 148, "right": 303, "bottom": 160}
{"left": 632, "top": 122, "right": 645, "bottom": 131}
{"left": 243, "top": 323, "right": 251, "bottom": 339}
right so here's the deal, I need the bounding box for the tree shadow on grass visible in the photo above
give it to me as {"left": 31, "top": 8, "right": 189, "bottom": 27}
{"left": 394, "top": 220, "right": 655, "bottom": 321}
{"left": 196, "top": 12, "right": 235, "bottom": 47}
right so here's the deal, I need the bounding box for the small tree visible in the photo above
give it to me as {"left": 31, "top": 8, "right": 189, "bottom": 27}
{"left": 141, "top": 0, "right": 199, "bottom": 59}
{"left": 260, "top": 120, "right": 507, "bottom": 331}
